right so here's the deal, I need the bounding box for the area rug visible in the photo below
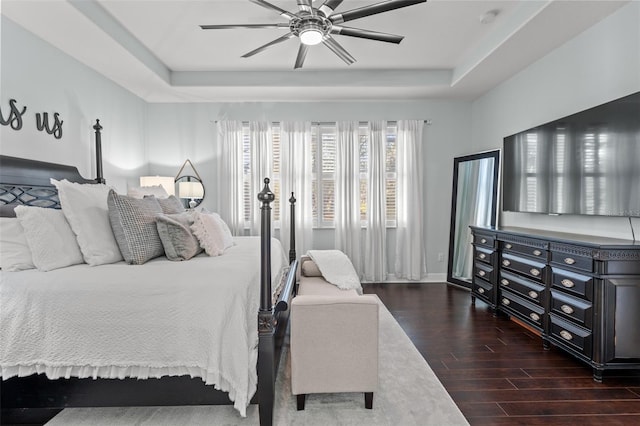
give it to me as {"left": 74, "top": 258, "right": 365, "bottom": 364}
{"left": 47, "top": 297, "right": 468, "bottom": 425}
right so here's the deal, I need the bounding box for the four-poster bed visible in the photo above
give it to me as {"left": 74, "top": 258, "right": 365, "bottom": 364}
{"left": 0, "top": 120, "right": 298, "bottom": 426}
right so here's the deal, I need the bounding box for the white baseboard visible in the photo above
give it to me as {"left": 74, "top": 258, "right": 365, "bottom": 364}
{"left": 362, "top": 273, "right": 448, "bottom": 284}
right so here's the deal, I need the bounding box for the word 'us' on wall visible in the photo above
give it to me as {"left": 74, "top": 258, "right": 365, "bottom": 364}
{"left": 1, "top": 98, "right": 63, "bottom": 140}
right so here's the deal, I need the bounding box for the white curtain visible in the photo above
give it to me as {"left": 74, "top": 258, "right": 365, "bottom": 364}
{"left": 217, "top": 121, "right": 245, "bottom": 235}
{"left": 364, "top": 121, "right": 387, "bottom": 281}
{"left": 395, "top": 120, "right": 425, "bottom": 280}
{"left": 279, "top": 121, "right": 313, "bottom": 259}
{"left": 334, "top": 121, "right": 362, "bottom": 276}
{"left": 249, "top": 122, "right": 273, "bottom": 236}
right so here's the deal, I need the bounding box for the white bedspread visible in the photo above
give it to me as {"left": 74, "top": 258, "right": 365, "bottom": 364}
{"left": 0, "top": 237, "right": 287, "bottom": 417}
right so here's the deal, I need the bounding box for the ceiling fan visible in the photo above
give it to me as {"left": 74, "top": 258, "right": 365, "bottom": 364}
{"left": 200, "top": 0, "right": 427, "bottom": 69}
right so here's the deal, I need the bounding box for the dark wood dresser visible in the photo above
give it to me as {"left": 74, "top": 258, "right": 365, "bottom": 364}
{"left": 470, "top": 226, "right": 640, "bottom": 381}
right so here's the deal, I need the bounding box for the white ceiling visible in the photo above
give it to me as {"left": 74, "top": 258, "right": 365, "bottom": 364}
{"left": 2, "top": 0, "right": 629, "bottom": 102}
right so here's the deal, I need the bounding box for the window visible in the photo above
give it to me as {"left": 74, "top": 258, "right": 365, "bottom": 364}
{"left": 242, "top": 122, "right": 397, "bottom": 228}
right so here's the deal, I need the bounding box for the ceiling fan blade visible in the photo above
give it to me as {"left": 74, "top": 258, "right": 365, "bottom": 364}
{"left": 322, "top": 36, "right": 356, "bottom": 65}
{"left": 319, "top": 0, "right": 345, "bottom": 17}
{"left": 200, "top": 23, "right": 290, "bottom": 30}
{"left": 249, "top": 0, "right": 296, "bottom": 20}
{"left": 331, "top": 25, "right": 404, "bottom": 43}
{"left": 297, "top": 0, "right": 313, "bottom": 14}
{"left": 294, "top": 43, "right": 309, "bottom": 69}
{"left": 330, "top": 0, "right": 426, "bottom": 24}
{"left": 242, "top": 33, "right": 296, "bottom": 58}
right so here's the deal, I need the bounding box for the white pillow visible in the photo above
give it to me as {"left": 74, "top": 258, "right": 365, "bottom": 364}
{"left": 51, "top": 179, "right": 123, "bottom": 266}
{"left": 209, "top": 212, "right": 234, "bottom": 250}
{"left": 190, "top": 212, "right": 226, "bottom": 257}
{"left": 127, "top": 185, "right": 169, "bottom": 199}
{"left": 0, "top": 217, "right": 35, "bottom": 271}
{"left": 198, "top": 209, "right": 234, "bottom": 250}
{"left": 14, "top": 206, "right": 84, "bottom": 271}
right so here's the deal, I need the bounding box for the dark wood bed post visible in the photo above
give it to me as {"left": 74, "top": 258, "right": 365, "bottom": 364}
{"left": 257, "top": 178, "right": 275, "bottom": 426}
{"left": 289, "top": 192, "right": 296, "bottom": 263}
{"left": 93, "top": 119, "right": 105, "bottom": 184}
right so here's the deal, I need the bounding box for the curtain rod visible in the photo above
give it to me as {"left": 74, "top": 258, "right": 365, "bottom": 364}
{"left": 212, "top": 119, "right": 432, "bottom": 125}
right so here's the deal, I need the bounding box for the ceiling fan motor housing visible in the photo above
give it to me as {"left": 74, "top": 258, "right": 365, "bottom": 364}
{"left": 290, "top": 14, "right": 332, "bottom": 45}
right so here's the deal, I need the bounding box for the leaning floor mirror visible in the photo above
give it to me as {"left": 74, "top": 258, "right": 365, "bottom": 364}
{"left": 447, "top": 150, "right": 500, "bottom": 289}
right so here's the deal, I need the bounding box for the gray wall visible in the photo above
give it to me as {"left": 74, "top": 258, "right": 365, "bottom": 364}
{"left": 1, "top": 16, "right": 147, "bottom": 191}
{"left": 471, "top": 2, "right": 640, "bottom": 240}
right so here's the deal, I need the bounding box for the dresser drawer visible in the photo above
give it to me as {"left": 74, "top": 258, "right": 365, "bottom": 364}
{"left": 499, "top": 270, "right": 545, "bottom": 307}
{"left": 473, "top": 277, "right": 493, "bottom": 303}
{"left": 475, "top": 246, "right": 494, "bottom": 265}
{"left": 500, "top": 253, "right": 545, "bottom": 282}
{"left": 499, "top": 290, "right": 545, "bottom": 330}
{"left": 551, "top": 268, "right": 593, "bottom": 301}
{"left": 502, "top": 241, "right": 546, "bottom": 260}
{"left": 475, "top": 262, "right": 494, "bottom": 282}
{"left": 550, "top": 290, "right": 593, "bottom": 329}
{"left": 474, "top": 234, "right": 495, "bottom": 249}
{"left": 550, "top": 314, "right": 592, "bottom": 358}
{"left": 551, "top": 250, "right": 593, "bottom": 273}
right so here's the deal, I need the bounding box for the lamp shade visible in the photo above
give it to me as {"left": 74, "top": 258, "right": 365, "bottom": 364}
{"left": 139, "top": 176, "right": 175, "bottom": 196}
{"left": 178, "top": 181, "right": 204, "bottom": 199}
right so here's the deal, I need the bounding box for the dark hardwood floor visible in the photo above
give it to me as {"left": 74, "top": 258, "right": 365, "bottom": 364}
{"left": 364, "top": 282, "right": 640, "bottom": 425}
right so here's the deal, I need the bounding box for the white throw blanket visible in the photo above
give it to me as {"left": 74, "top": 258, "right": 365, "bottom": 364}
{"left": 307, "top": 250, "right": 362, "bottom": 294}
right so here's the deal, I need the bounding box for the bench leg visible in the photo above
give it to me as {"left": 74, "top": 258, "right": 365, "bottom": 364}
{"left": 365, "top": 392, "right": 373, "bottom": 409}
{"left": 296, "top": 394, "right": 306, "bottom": 411}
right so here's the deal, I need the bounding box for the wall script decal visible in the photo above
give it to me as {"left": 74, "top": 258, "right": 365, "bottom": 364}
{"left": 1, "top": 98, "right": 63, "bottom": 139}
{"left": 0, "top": 99, "right": 26, "bottom": 130}
{"left": 36, "top": 112, "right": 63, "bottom": 140}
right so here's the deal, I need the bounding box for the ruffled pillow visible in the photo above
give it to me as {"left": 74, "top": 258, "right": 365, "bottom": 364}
{"left": 190, "top": 212, "right": 227, "bottom": 257}
{"left": 208, "top": 212, "right": 234, "bottom": 250}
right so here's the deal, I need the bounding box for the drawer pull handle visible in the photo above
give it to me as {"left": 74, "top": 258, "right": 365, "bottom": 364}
{"left": 478, "top": 253, "right": 486, "bottom": 260}
{"left": 478, "top": 270, "right": 486, "bottom": 277}
{"left": 533, "top": 249, "right": 542, "bottom": 256}
{"left": 561, "top": 304, "right": 575, "bottom": 315}
{"left": 530, "top": 268, "right": 541, "bottom": 277}
{"left": 502, "top": 260, "right": 511, "bottom": 267}
{"left": 500, "top": 278, "right": 509, "bottom": 286}
{"left": 564, "top": 257, "right": 576, "bottom": 265}
{"left": 478, "top": 288, "right": 485, "bottom": 294}
{"left": 528, "top": 291, "right": 539, "bottom": 299}
{"left": 505, "top": 243, "right": 512, "bottom": 249}
{"left": 561, "top": 279, "right": 575, "bottom": 288}
{"left": 529, "top": 312, "right": 540, "bottom": 322}
{"left": 502, "top": 298, "right": 510, "bottom": 306}
{"left": 481, "top": 238, "right": 487, "bottom": 244}
{"left": 560, "top": 330, "right": 573, "bottom": 341}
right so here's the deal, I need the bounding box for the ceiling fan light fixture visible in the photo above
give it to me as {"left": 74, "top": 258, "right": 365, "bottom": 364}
{"left": 299, "top": 24, "right": 324, "bottom": 45}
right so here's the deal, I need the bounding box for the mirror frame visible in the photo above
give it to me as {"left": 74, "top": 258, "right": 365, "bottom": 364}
{"left": 447, "top": 150, "right": 500, "bottom": 289}
{"left": 175, "top": 175, "right": 205, "bottom": 209}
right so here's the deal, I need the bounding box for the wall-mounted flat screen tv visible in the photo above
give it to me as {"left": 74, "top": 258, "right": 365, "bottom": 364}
{"left": 503, "top": 91, "right": 640, "bottom": 217}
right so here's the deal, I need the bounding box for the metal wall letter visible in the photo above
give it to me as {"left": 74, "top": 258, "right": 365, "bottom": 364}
{"left": 36, "top": 112, "right": 63, "bottom": 139}
{"left": 0, "top": 99, "right": 27, "bottom": 130}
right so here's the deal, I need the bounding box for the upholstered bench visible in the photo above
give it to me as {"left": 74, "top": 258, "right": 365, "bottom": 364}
{"left": 291, "top": 255, "right": 379, "bottom": 410}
